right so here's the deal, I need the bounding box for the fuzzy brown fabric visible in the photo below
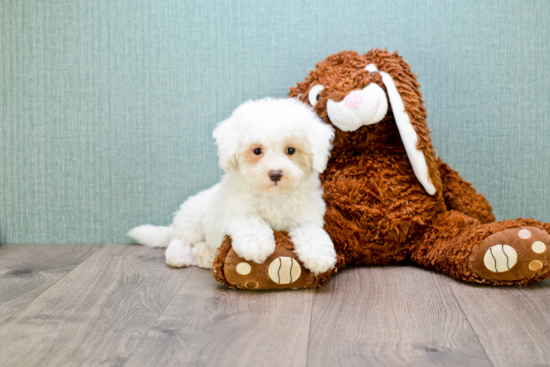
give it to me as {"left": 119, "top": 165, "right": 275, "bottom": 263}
{"left": 212, "top": 49, "right": 550, "bottom": 288}
{"left": 211, "top": 238, "right": 235, "bottom": 288}
{"left": 438, "top": 159, "right": 495, "bottom": 224}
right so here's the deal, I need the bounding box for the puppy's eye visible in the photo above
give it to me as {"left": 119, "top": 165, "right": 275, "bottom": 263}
{"left": 286, "top": 147, "right": 296, "bottom": 155}
{"left": 253, "top": 148, "right": 262, "bottom": 156}
{"left": 308, "top": 84, "right": 325, "bottom": 106}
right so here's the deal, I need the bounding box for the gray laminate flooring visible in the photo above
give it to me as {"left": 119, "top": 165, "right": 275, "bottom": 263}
{"left": 1, "top": 244, "right": 549, "bottom": 367}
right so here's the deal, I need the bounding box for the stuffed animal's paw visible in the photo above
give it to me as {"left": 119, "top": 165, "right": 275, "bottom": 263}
{"left": 469, "top": 226, "right": 550, "bottom": 282}
{"left": 212, "top": 232, "right": 337, "bottom": 290}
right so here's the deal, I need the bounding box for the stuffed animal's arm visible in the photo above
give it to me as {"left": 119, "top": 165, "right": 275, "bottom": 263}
{"left": 438, "top": 159, "right": 495, "bottom": 224}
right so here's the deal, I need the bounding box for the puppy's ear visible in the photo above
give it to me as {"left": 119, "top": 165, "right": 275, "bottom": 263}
{"left": 307, "top": 116, "right": 335, "bottom": 173}
{"left": 212, "top": 116, "right": 240, "bottom": 171}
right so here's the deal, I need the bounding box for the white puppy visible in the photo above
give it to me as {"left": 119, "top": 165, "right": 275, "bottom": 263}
{"left": 128, "top": 98, "right": 336, "bottom": 275}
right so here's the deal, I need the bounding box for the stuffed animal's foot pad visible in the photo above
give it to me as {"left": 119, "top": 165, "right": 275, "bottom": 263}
{"left": 469, "top": 226, "right": 549, "bottom": 282}
{"left": 267, "top": 257, "right": 302, "bottom": 285}
{"left": 212, "top": 233, "right": 336, "bottom": 290}
{"left": 224, "top": 248, "right": 313, "bottom": 290}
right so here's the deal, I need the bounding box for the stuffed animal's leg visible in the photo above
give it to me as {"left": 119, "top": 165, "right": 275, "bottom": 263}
{"left": 211, "top": 231, "right": 337, "bottom": 290}
{"left": 438, "top": 159, "right": 495, "bottom": 224}
{"left": 411, "top": 211, "right": 550, "bottom": 285}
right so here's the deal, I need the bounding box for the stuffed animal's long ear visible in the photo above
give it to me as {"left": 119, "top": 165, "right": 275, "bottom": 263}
{"left": 308, "top": 118, "right": 335, "bottom": 173}
{"left": 212, "top": 117, "right": 240, "bottom": 171}
{"left": 365, "top": 53, "right": 440, "bottom": 195}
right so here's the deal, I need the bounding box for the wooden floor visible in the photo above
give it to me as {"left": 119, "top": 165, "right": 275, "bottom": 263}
{"left": 1, "top": 244, "right": 549, "bottom": 367}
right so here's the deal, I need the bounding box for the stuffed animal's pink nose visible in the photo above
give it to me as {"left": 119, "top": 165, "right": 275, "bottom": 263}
{"left": 342, "top": 90, "right": 363, "bottom": 110}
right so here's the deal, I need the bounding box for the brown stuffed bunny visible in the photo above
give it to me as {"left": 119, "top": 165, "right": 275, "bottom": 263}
{"left": 212, "top": 49, "right": 550, "bottom": 289}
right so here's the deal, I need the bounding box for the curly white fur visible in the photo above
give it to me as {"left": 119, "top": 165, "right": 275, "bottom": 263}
{"left": 128, "top": 98, "right": 337, "bottom": 275}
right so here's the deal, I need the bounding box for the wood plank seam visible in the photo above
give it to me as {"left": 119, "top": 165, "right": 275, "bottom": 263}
{"left": 447, "top": 278, "right": 550, "bottom": 366}
{"left": 305, "top": 289, "right": 316, "bottom": 367}
{"left": 442, "top": 275, "right": 495, "bottom": 367}
{"left": 0, "top": 243, "right": 104, "bottom": 328}
{"left": 0, "top": 244, "right": 195, "bottom": 366}
{"left": 124, "top": 266, "right": 197, "bottom": 365}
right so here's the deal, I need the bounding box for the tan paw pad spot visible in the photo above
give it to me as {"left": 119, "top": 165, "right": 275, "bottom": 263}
{"left": 531, "top": 241, "right": 547, "bottom": 254}
{"left": 483, "top": 244, "right": 517, "bottom": 273}
{"left": 518, "top": 229, "right": 532, "bottom": 239}
{"left": 268, "top": 257, "right": 301, "bottom": 284}
{"left": 529, "top": 260, "right": 543, "bottom": 272}
{"left": 236, "top": 262, "right": 251, "bottom": 275}
{"left": 244, "top": 280, "right": 259, "bottom": 289}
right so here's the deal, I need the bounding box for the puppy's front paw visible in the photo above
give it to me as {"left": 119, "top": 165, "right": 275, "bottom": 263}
{"left": 298, "top": 251, "right": 337, "bottom": 275}
{"left": 291, "top": 226, "right": 337, "bottom": 275}
{"left": 232, "top": 233, "right": 276, "bottom": 264}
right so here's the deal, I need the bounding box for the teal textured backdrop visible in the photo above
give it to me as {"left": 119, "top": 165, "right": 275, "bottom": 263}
{"left": 1, "top": 0, "right": 549, "bottom": 244}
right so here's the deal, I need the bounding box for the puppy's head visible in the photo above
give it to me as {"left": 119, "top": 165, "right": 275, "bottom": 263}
{"left": 213, "top": 98, "right": 334, "bottom": 195}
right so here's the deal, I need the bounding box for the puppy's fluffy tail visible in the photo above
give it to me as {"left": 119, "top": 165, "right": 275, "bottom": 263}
{"left": 127, "top": 225, "right": 172, "bottom": 248}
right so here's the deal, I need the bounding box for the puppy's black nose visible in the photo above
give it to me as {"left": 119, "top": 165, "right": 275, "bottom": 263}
{"left": 268, "top": 170, "right": 283, "bottom": 182}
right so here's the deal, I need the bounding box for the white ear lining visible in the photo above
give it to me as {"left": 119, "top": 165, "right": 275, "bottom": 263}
{"left": 365, "top": 64, "right": 436, "bottom": 195}
{"left": 365, "top": 64, "right": 379, "bottom": 73}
